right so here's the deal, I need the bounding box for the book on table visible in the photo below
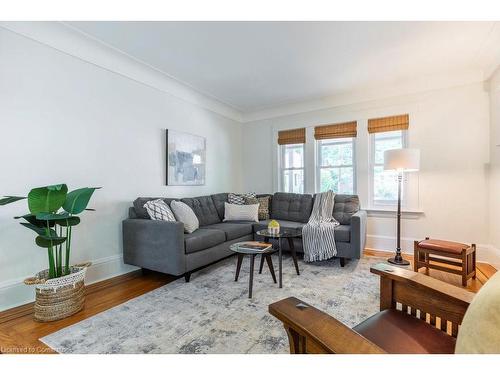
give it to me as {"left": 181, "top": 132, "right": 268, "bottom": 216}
{"left": 237, "top": 241, "right": 272, "bottom": 252}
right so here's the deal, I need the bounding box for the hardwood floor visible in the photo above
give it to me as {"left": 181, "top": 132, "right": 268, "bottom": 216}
{"left": 0, "top": 250, "right": 496, "bottom": 354}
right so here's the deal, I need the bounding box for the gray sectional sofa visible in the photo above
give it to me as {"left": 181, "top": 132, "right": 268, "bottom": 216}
{"left": 122, "top": 192, "right": 367, "bottom": 281}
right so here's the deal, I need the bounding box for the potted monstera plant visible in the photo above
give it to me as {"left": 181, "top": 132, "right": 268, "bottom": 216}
{"left": 1, "top": 184, "right": 100, "bottom": 322}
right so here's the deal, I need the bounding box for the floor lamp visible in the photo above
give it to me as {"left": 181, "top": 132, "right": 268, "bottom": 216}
{"left": 383, "top": 148, "right": 420, "bottom": 266}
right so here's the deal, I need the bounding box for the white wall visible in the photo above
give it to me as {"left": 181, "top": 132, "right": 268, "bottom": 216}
{"left": 242, "top": 83, "right": 498, "bottom": 265}
{"left": 489, "top": 68, "right": 500, "bottom": 252}
{"left": 0, "top": 28, "right": 243, "bottom": 311}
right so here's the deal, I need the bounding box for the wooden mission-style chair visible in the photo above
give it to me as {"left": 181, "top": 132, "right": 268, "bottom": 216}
{"left": 269, "top": 263, "right": 500, "bottom": 354}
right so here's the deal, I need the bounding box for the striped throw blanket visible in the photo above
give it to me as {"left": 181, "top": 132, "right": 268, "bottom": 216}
{"left": 302, "top": 190, "right": 339, "bottom": 262}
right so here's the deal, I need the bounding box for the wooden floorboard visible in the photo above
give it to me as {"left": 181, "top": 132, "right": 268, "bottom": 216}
{"left": 0, "top": 250, "right": 496, "bottom": 354}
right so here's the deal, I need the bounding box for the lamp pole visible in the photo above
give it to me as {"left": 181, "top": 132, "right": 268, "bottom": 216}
{"left": 388, "top": 171, "right": 410, "bottom": 265}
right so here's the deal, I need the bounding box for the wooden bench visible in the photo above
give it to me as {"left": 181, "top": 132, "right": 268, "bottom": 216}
{"left": 414, "top": 238, "right": 476, "bottom": 286}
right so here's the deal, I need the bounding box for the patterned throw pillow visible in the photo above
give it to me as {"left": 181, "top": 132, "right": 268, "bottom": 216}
{"left": 228, "top": 192, "right": 256, "bottom": 205}
{"left": 143, "top": 199, "right": 176, "bottom": 221}
{"left": 245, "top": 196, "right": 270, "bottom": 221}
{"left": 170, "top": 200, "right": 199, "bottom": 233}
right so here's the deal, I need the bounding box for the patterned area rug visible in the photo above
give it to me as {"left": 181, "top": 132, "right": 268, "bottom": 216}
{"left": 41, "top": 255, "right": 385, "bottom": 353}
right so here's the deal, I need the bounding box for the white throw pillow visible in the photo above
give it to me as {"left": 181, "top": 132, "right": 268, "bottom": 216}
{"left": 170, "top": 200, "right": 199, "bottom": 233}
{"left": 224, "top": 202, "right": 259, "bottom": 222}
{"left": 143, "top": 199, "right": 176, "bottom": 221}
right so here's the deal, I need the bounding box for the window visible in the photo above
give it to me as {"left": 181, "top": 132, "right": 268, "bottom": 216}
{"left": 370, "top": 130, "right": 407, "bottom": 205}
{"left": 317, "top": 138, "right": 355, "bottom": 194}
{"left": 280, "top": 144, "right": 304, "bottom": 193}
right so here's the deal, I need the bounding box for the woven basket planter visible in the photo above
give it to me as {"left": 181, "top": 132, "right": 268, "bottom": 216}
{"left": 24, "top": 262, "right": 91, "bottom": 322}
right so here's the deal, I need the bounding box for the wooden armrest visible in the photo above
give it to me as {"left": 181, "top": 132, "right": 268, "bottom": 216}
{"left": 269, "top": 297, "right": 386, "bottom": 354}
{"left": 371, "top": 263, "right": 475, "bottom": 335}
{"left": 370, "top": 263, "right": 475, "bottom": 306}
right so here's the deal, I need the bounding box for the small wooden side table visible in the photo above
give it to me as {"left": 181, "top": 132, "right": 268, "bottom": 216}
{"left": 414, "top": 238, "right": 476, "bottom": 286}
{"left": 230, "top": 242, "right": 276, "bottom": 298}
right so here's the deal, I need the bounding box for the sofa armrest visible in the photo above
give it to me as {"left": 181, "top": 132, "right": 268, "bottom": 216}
{"left": 350, "top": 210, "right": 367, "bottom": 258}
{"left": 122, "top": 219, "right": 186, "bottom": 276}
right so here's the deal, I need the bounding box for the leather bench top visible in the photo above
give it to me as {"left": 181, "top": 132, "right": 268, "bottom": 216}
{"left": 418, "top": 239, "right": 470, "bottom": 254}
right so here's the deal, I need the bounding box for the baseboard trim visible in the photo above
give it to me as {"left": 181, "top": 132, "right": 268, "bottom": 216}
{"left": 0, "top": 269, "right": 143, "bottom": 324}
{"left": 366, "top": 236, "right": 500, "bottom": 270}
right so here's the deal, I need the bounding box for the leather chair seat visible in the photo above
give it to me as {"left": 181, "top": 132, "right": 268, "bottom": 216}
{"left": 353, "top": 309, "right": 456, "bottom": 354}
{"left": 418, "top": 239, "right": 469, "bottom": 255}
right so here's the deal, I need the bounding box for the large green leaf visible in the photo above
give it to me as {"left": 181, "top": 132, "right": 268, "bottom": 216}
{"left": 55, "top": 216, "right": 80, "bottom": 227}
{"left": 36, "top": 212, "right": 70, "bottom": 221}
{"left": 0, "top": 196, "right": 26, "bottom": 206}
{"left": 14, "top": 214, "right": 55, "bottom": 227}
{"left": 35, "top": 235, "right": 67, "bottom": 248}
{"left": 28, "top": 184, "right": 68, "bottom": 214}
{"left": 20, "top": 223, "right": 57, "bottom": 236}
{"left": 63, "top": 187, "right": 100, "bottom": 214}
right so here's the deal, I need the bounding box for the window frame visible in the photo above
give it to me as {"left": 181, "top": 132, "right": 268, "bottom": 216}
{"left": 369, "top": 130, "right": 408, "bottom": 208}
{"left": 315, "top": 137, "right": 357, "bottom": 194}
{"left": 279, "top": 143, "right": 305, "bottom": 193}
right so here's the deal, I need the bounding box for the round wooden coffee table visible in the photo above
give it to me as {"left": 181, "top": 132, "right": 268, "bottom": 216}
{"left": 229, "top": 242, "right": 276, "bottom": 298}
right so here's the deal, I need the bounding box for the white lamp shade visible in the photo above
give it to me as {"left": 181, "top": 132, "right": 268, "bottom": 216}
{"left": 384, "top": 148, "right": 420, "bottom": 172}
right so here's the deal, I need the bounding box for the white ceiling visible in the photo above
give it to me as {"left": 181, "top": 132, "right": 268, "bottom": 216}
{"left": 67, "top": 21, "right": 500, "bottom": 112}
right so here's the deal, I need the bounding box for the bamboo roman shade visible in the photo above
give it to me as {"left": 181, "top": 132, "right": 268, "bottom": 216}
{"left": 368, "top": 114, "right": 409, "bottom": 134}
{"left": 314, "top": 121, "right": 357, "bottom": 140}
{"left": 277, "top": 128, "right": 306, "bottom": 145}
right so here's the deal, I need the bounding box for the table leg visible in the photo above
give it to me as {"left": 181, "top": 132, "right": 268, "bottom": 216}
{"left": 279, "top": 237, "right": 283, "bottom": 288}
{"left": 266, "top": 255, "right": 277, "bottom": 283}
{"left": 259, "top": 236, "right": 270, "bottom": 274}
{"left": 287, "top": 237, "right": 300, "bottom": 275}
{"left": 249, "top": 254, "right": 255, "bottom": 298}
{"left": 235, "top": 254, "right": 243, "bottom": 281}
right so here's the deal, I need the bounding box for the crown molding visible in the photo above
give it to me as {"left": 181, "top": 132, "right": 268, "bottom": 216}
{"left": 0, "top": 22, "right": 243, "bottom": 122}
{"left": 241, "top": 69, "right": 486, "bottom": 123}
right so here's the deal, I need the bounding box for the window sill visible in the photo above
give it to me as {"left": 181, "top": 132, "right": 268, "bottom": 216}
{"left": 365, "top": 207, "right": 424, "bottom": 219}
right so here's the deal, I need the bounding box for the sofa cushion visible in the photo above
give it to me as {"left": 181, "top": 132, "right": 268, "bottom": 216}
{"left": 133, "top": 197, "right": 177, "bottom": 219}
{"left": 211, "top": 193, "right": 228, "bottom": 220}
{"left": 181, "top": 196, "right": 221, "bottom": 226}
{"left": 253, "top": 220, "right": 306, "bottom": 233}
{"left": 202, "top": 222, "right": 253, "bottom": 241}
{"left": 184, "top": 228, "right": 226, "bottom": 254}
{"left": 271, "top": 193, "right": 313, "bottom": 223}
{"left": 333, "top": 194, "right": 360, "bottom": 225}
{"left": 334, "top": 225, "right": 350, "bottom": 243}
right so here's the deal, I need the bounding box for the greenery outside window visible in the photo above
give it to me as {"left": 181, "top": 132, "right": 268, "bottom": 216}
{"left": 317, "top": 138, "right": 356, "bottom": 194}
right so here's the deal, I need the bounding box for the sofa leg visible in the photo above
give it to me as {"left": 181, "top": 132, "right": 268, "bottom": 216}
{"left": 339, "top": 257, "right": 345, "bottom": 267}
{"left": 184, "top": 272, "right": 191, "bottom": 282}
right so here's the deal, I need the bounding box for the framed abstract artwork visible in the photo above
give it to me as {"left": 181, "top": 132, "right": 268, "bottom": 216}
{"left": 166, "top": 129, "right": 206, "bottom": 186}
